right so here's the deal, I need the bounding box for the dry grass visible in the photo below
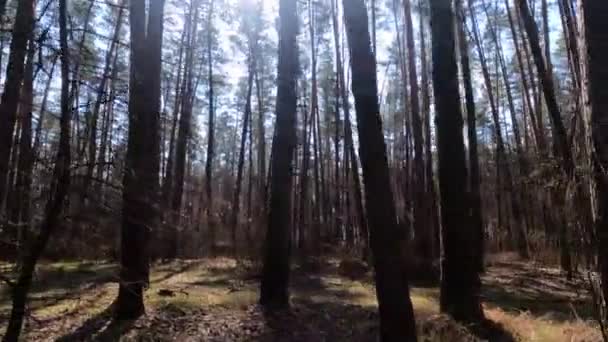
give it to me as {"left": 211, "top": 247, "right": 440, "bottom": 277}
{"left": 0, "top": 257, "right": 603, "bottom": 341}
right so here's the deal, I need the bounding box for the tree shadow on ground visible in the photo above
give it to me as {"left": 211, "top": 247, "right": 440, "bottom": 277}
{"left": 470, "top": 318, "right": 517, "bottom": 342}
{"left": 259, "top": 299, "right": 378, "bottom": 342}
{"left": 0, "top": 263, "right": 117, "bottom": 321}
{"left": 259, "top": 298, "right": 516, "bottom": 341}
{"left": 420, "top": 314, "right": 517, "bottom": 342}
{"left": 150, "top": 260, "right": 204, "bottom": 284}
{"left": 55, "top": 302, "right": 137, "bottom": 342}
{"left": 0, "top": 263, "right": 116, "bottom": 301}
{"left": 481, "top": 262, "right": 593, "bottom": 322}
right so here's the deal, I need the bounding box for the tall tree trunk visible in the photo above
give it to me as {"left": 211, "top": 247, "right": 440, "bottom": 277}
{"left": 33, "top": 55, "right": 57, "bottom": 160}
{"left": 484, "top": 0, "right": 531, "bottom": 258}
{"left": 115, "top": 0, "right": 164, "bottom": 319}
{"left": 312, "top": 101, "right": 323, "bottom": 257}
{"left": 343, "top": 0, "right": 418, "bottom": 340}
{"left": 161, "top": 24, "right": 186, "bottom": 210}
{"left": 170, "top": 1, "right": 199, "bottom": 258}
{"left": 9, "top": 41, "right": 35, "bottom": 263}
{"left": 332, "top": 0, "right": 368, "bottom": 255}
{"left": 230, "top": 61, "right": 254, "bottom": 258}
{"left": 541, "top": 0, "right": 553, "bottom": 80}
{"left": 419, "top": 0, "right": 439, "bottom": 261}
{"left": 505, "top": 0, "right": 544, "bottom": 152}
{"left": 95, "top": 49, "right": 120, "bottom": 194}
{"left": 0, "top": 0, "right": 35, "bottom": 213}
{"left": 2, "top": 0, "right": 71, "bottom": 338}
{"left": 298, "top": 0, "right": 317, "bottom": 255}
{"left": 80, "top": 4, "right": 124, "bottom": 202}
{"left": 331, "top": 0, "right": 342, "bottom": 243}
{"left": 456, "top": 0, "right": 484, "bottom": 271}
{"left": 470, "top": 0, "right": 528, "bottom": 257}
{"left": 517, "top": 0, "right": 574, "bottom": 276}
{"left": 581, "top": 0, "right": 608, "bottom": 311}
{"left": 404, "top": 0, "right": 430, "bottom": 274}
{"left": 205, "top": 0, "right": 216, "bottom": 254}
{"left": 431, "top": 0, "right": 484, "bottom": 323}
{"left": 517, "top": 0, "right": 573, "bottom": 173}
{"left": 259, "top": 0, "right": 298, "bottom": 310}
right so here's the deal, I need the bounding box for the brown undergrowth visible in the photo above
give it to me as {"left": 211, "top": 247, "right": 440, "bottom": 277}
{"left": 0, "top": 257, "right": 602, "bottom": 341}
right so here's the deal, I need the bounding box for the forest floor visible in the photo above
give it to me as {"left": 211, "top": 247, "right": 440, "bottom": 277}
{"left": 0, "top": 256, "right": 603, "bottom": 341}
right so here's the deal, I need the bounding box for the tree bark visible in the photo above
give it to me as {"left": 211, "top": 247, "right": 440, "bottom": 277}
{"left": 518, "top": 0, "right": 575, "bottom": 276}
{"left": 205, "top": 0, "right": 216, "bottom": 253}
{"left": 81, "top": 4, "right": 124, "bottom": 202}
{"left": 404, "top": 0, "right": 430, "bottom": 274}
{"left": 517, "top": 0, "right": 573, "bottom": 174}
{"left": 2, "top": 0, "right": 71, "bottom": 338}
{"left": 260, "top": 0, "right": 298, "bottom": 310}
{"left": 10, "top": 40, "right": 35, "bottom": 262}
{"left": 0, "top": 0, "right": 35, "bottom": 213}
{"left": 343, "top": 0, "right": 418, "bottom": 340}
{"left": 115, "top": 0, "right": 164, "bottom": 319}
{"left": 581, "top": 0, "right": 608, "bottom": 310}
{"left": 456, "top": 0, "right": 484, "bottom": 272}
{"left": 230, "top": 60, "right": 254, "bottom": 258}
{"left": 169, "top": 1, "right": 200, "bottom": 258}
{"left": 505, "top": 0, "right": 544, "bottom": 152}
{"left": 431, "top": 0, "right": 484, "bottom": 323}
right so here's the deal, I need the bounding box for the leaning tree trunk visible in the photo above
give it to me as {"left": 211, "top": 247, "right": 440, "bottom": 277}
{"left": 343, "top": 0, "right": 418, "bottom": 340}
{"left": 2, "top": 0, "right": 71, "bottom": 339}
{"left": 80, "top": 4, "right": 124, "bottom": 202}
{"left": 517, "top": 0, "right": 575, "bottom": 277}
{"left": 431, "top": 0, "right": 484, "bottom": 323}
{"left": 0, "top": 0, "right": 35, "bottom": 213}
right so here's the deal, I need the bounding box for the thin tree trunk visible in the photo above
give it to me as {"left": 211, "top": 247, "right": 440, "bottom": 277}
{"left": 517, "top": 0, "right": 573, "bottom": 174}
{"left": 2, "top": 0, "right": 71, "bottom": 338}
{"left": 517, "top": 0, "right": 574, "bottom": 275}
{"left": 404, "top": 0, "right": 430, "bottom": 273}
{"left": 161, "top": 24, "right": 186, "bottom": 210}
{"left": 205, "top": 0, "right": 216, "bottom": 254}
{"left": 230, "top": 61, "right": 254, "bottom": 258}
{"left": 95, "top": 49, "right": 120, "bottom": 193}
{"left": 541, "top": 0, "right": 553, "bottom": 80}
{"left": 505, "top": 0, "right": 544, "bottom": 152}
{"left": 10, "top": 40, "right": 35, "bottom": 263}
{"left": 0, "top": 0, "right": 35, "bottom": 213}
{"left": 456, "top": 0, "right": 484, "bottom": 271}
{"left": 80, "top": 4, "right": 124, "bottom": 202}
{"left": 33, "top": 55, "right": 57, "bottom": 160}
{"left": 330, "top": 0, "right": 343, "bottom": 243}
{"left": 483, "top": 0, "right": 531, "bottom": 258}
{"left": 419, "top": 0, "right": 439, "bottom": 261}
